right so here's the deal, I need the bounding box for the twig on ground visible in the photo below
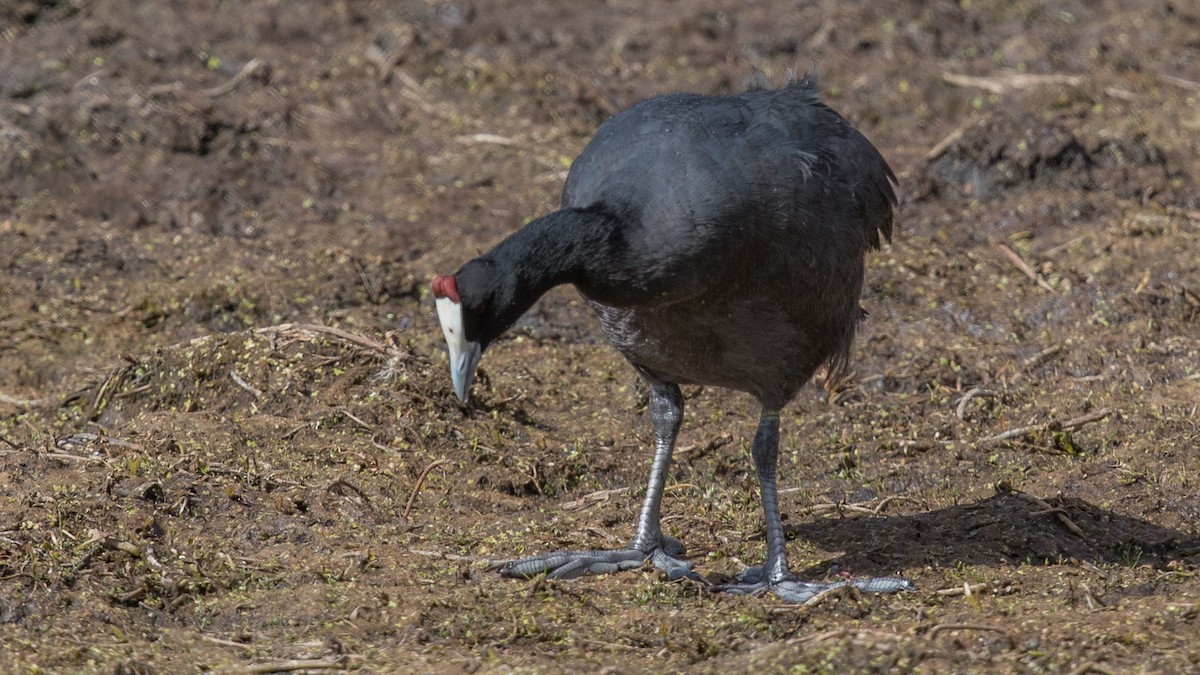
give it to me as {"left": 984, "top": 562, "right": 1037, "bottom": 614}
{"left": 789, "top": 498, "right": 903, "bottom": 518}
{"left": 1080, "top": 582, "right": 1106, "bottom": 609}
{"left": 767, "top": 585, "right": 858, "bottom": 613}
{"left": 1023, "top": 345, "right": 1064, "bottom": 370}
{"left": 198, "top": 634, "right": 252, "bottom": 650}
{"left": 956, "top": 387, "right": 995, "bottom": 420}
{"left": 179, "top": 322, "right": 397, "bottom": 358}
{"left": 1159, "top": 73, "right": 1200, "bottom": 92}
{"left": 576, "top": 637, "right": 641, "bottom": 653}
{"left": 229, "top": 371, "right": 263, "bottom": 400}
{"left": 3, "top": 450, "right": 106, "bottom": 464}
{"left": 788, "top": 501, "right": 838, "bottom": 513}
{"left": 403, "top": 458, "right": 451, "bottom": 520}
{"left": 265, "top": 323, "right": 394, "bottom": 356}
{"left": 561, "top": 487, "right": 631, "bottom": 511}
{"left": 369, "top": 434, "right": 401, "bottom": 454}
{"left": 872, "top": 495, "right": 905, "bottom": 514}
{"left": 455, "top": 133, "right": 519, "bottom": 146}
{"left": 942, "top": 72, "right": 1084, "bottom": 94}
{"left": 1014, "top": 492, "right": 1087, "bottom": 539}
{"left": 804, "top": 583, "right": 854, "bottom": 608}
{"left": 281, "top": 422, "right": 311, "bottom": 440}
{"left": 978, "top": 408, "right": 1112, "bottom": 444}
{"left": 936, "top": 582, "right": 991, "bottom": 596}
{"left": 677, "top": 433, "right": 733, "bottom": 458}
{"left": 327, "top": 478, "right": 373, "bottom": 509}
{"left": 202, "top": 58, "right": 268, "bottom": 97}
{"left": 0, "top": 392, "right": 54, "bottom": 410}
{"left": 409, "top": 549, "right": 483, "bottom": 563}
{"left": 1068, "top": 661, "right": 1118, "bottom": 675}
{"left": 217, "top": 656, "right": 350, "bottom": 674}
{"left": 1054, "top": 408, "right": 1114, "bottom": 431}
{"left": 997, "top": 243, "right": 1055, "bottom": 293}
{"left": 335, "top": 408, "right": 375, "bottom": 432}
{"left": 926, "top": 113, "right": 981, "bottom": 161}
{"left": 57, "top": 432, "right": 143, "bottom": 452}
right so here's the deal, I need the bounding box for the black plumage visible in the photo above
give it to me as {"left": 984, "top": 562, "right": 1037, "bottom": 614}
{"left": 432, "top": 76, "right": 909, "bottom": 601}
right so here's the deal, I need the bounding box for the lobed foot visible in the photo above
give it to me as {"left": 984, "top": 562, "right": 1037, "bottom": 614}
{"left": 494, "top": 535, "right": 707, "bottom": 584}
{"left": 716, "top": 566, "right": 915, "bottom": 603}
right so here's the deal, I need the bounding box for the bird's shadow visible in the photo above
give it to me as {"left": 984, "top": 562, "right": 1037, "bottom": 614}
{"left": 787, "top": 492, "right": 1200, "bottom": 579}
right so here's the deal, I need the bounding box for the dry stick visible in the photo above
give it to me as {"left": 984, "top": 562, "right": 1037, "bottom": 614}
{"left": 872, "top": 495, "right": 902, "bottom": 514}
{"left": 114, "top": 383, "right": 152, "bottom": 399}
{"left": 352, "top": 259, "right": 380, "bottom": 305}
{"left": 58, "top": 432, "right": 143, "bottom": 451}
{"left": 997, "top": 243, "right": 1055, "bottom": 293}
{"left": 926, "top": 113, "right": 981, "bottom": 161}
{"left": 281, "top": 422, "right": 311, "bottom": 440}
{"left": 1068, "top": 661, "right": 1118, "bottom": 675}
{"left": 177, "top": 322, "right": 394, "bottom": 357}
{"left": 1159, "top": 73, "right": 1200, "bottom": 92}
{"left": 942, "top": 72, "right": 1085, "bottom": 94}
{"left": 789, "top": 501, "right": 838, "bottom": 513}
{"left": 409, "top": 549, "right": 481, "bottom": 563}
{"left": 336, "top": 408, "right": 375, "bottom": 431}
{"left": 955, "top": 387, "right": 995, "bottom": 420}
{"left": 262, "top": 323, "right": 393, "bottom": 356}
{"left": 198, "top": 634, "right": 251, "bottom": 650}
{"left": 978, "top": 408, "right": 1112, "bottom": 444}
{"left": 576, "top": 637, "right": 641, "bottom": 653}
{"left": 218, "top": 657, "right": 349, "bottom": 674}
{"left": 0, "top": 393, "right": 54, "bottom": 410}
{"left": 804, "top": 584, "right": 852, "bottom": 608}
{"left": 228, "top": 371, "right": 263, "bottom": 400}
{"left": 1023, "top": 344, "right": 1064, "bottom": 369}
{"left": 403, "top": 458, "right": 451, "bottom": 521}
{"left": 369, "top": 434, "right": 400, "bottom": 454}
{"left": 677, "top": 433, "right": 733, "bottom": 457}
{"left": 936, "top": 582, "right": 991, "bottom": 596}
{"left": 202, "top": 58, "right": 267, "bottom": 98}
{"left": 1014, "top": 492, "right": 1087, "bottom": 539}
{"left": 455, "top": 133, "right": 520, "bottom": 146}
{"left": 17, "top": 450, "right": 106, "bottom": 464}
{"left": 561, "top": 486, "right": 631, "bottom": 511}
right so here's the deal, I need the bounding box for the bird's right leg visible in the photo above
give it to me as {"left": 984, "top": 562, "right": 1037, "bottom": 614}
{"left": 496, "top": 381, "right": 705, "bottom": 584}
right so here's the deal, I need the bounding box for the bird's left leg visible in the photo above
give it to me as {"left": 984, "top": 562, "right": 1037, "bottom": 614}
{"left": 496, "top": 381, "right": 705, "bottom": 584}
{"left": 715, "top": 410, "right": 914, "bottom": 603}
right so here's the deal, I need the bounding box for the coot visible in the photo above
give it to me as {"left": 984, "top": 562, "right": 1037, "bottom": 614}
{"left": 432, "top": 76, "right": 910, "bottom": 601}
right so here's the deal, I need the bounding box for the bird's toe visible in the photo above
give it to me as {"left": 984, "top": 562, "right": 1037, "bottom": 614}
{"left": 497, "top": 548, "right": 647, "bottom": 580}
{"left": 648, "top": 547, "right": 707, "bottom": 584}
{"left": 715, "top": 571, "right": 915, "bottom": 603}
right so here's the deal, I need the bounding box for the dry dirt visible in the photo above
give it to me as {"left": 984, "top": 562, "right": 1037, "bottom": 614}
{"left": 2, "top": 0, "right": 1199, "bottom": 672}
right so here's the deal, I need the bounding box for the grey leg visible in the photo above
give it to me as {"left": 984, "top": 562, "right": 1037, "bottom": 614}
{"left": 630, "top": 382, "right": 680, "bottom": 550}
{"left": 716, "top": 410, "right": 915, "bottom": 603}
{"left": 496, "top": 381, "right": 704, "bottom": 584}
{"left": 754, "top": 412, "right": 789, "bottom": 583}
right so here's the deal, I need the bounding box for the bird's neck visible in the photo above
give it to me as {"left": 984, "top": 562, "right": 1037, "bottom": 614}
{"left": 487, "top": 206, "right": 623, "bottom": 300}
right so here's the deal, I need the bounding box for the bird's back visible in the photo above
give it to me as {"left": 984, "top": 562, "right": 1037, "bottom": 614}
{"left": 562, "top": 77, "right": 896, "bottom": 407}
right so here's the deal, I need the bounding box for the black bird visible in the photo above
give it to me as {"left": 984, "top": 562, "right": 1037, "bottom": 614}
{"left": 432, "top": 76, "right": 911, "bottom": 601}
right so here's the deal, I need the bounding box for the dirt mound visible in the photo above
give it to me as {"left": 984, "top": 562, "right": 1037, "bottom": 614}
{"left": 919, "top": 106, "right": 1186, "bottom": 202}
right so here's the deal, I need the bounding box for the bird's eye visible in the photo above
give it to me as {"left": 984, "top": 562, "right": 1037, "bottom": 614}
{"left": 471, "top": 303, "right": 486, "bottom": 314}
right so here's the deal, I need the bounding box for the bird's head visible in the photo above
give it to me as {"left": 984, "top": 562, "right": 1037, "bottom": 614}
{"left": 431, "top": 258, "right": 526, "bottom": 404}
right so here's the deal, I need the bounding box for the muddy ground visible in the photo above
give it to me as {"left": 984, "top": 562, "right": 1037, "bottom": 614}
{"left": 2, "top": 0, "right": 1199, "bottom": 672}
